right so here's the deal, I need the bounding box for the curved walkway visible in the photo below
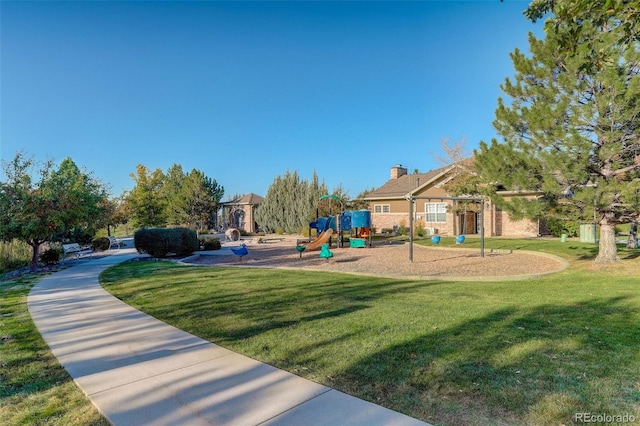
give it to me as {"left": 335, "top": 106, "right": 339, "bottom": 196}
{"left": 28, "top": 249, "right": 429, "bottom": 426}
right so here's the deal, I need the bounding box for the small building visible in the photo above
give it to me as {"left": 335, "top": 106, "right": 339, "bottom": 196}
{"left": 364, "top": 164, "right": 545, "bottom": 237}
{"left": 220, "top": 193, "right": 264, "bottom": 233}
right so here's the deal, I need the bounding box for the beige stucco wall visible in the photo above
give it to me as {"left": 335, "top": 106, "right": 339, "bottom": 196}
{"left": 369, "top": 198, "right": 456, "bottom": 235}
{"left": 224, "top": 204, "right": 258, "bottom": 233}
{"left": 367, "top": 173, "right": 542, "bottom": 237}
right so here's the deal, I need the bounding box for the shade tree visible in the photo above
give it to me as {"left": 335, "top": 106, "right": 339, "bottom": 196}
{"left": 0, "top": 152, "right": 109, "bottom": 269}
{"left": 127, "top": 163, "right": 224, "bottom": 231}
{"left": 127, "top": 164, "right": 168, "bottom": 228}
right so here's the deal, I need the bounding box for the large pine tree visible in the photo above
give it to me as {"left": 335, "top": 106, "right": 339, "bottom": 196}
{"left": 476, "top": 5, "right": 640, "bottom": 262}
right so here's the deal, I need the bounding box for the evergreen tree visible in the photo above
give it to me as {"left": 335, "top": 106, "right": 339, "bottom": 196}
{"left": 256, "top": 170, "right": 327, "bottom": 233}
{"left": 475, "top": 8, "right": 640, "bottom": 263}
{"left": 282, "top": 170, "right": 300, "bottom": 232}
{"left": 256, "top": 174, "right": 283, "bottom": 233}
{"left": 525, "top": 0, "right": 640, "bottom": 68}
{"left": 128, "top": 164, "right": 224, "bottom": 231}
{"left": 182, "top": 169, "right": 224, "bottom": 231}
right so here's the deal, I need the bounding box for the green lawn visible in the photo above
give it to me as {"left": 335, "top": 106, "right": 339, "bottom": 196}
{"left": 100, "top": 238, "right": 640, "bottom": 425}
{"left": 0, "top": 272, "right": 109, "bottom": 426}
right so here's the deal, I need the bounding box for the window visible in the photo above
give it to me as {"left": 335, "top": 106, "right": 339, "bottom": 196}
{"left": 425, "top": 203, "right": 447, "bottom": 223}
{"left": 374, "top": 204, "right": 390, "bottom": 213}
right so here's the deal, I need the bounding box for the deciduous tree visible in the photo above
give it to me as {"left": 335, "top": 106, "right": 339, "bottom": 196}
{"left": 163, "top": 164, "right": 188, "bottom": 226}
{"left": 127, "top": 164, "right": 167, "bottom": 228}
{"left": 0, "top": 153, "right": 108, "bottom": 269}
{"left": 103, "top": 193, "right": 130, "bottom": 237}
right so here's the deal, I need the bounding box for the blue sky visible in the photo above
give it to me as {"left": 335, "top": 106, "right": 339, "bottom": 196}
{"left": 1, "top": 1, "right": 543, "bottom": 200}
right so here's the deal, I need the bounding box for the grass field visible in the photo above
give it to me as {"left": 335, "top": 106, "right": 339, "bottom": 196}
{"left": 97, "top": 238, "right": 640, "bottom": 425}
{"left": 0, "top": 272, "right": 109, "bottom": 425}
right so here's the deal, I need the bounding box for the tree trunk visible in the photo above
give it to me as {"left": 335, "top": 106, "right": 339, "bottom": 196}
{"left": 595, "top": 221, "right": 621, "bottom": 263}
{"left": 29, "top": 241, "right": 41, "bottom": 270}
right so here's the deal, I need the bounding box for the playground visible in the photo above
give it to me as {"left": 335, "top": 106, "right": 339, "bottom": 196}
{"left": 193, "top": 195, "right": 568, "bottom": 279}
{"left": 188, "top": 236, "right": 568, "bottom": 280}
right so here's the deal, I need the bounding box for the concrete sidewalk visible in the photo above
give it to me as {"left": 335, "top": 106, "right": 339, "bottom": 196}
{"left": 28, "top": 249, "right": 430, "bottom": 426}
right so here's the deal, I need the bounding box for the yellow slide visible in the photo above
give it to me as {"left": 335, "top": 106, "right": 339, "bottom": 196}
{"left": 300, "top": 228, "right": 334, "bottom": 251}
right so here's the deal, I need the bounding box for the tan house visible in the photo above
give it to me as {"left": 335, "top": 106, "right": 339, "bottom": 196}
{"left": 220, "top": 193, "right": 264, "bottom": 233}
{"left": 364, "top": 164, "right": 544, "bottom": 237}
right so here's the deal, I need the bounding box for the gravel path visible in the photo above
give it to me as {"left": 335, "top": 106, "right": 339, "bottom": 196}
{"left": 187, "top": 237, "right": 568, "bottom": 281}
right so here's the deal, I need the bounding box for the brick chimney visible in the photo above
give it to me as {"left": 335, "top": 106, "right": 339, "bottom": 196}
{"left": 390, "top": 164, "right": 408, "bottom": 180}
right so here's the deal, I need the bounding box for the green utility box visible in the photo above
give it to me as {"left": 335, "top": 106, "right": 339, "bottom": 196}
{"left": 580, "top": 224, "right": 597, "bottom": 243}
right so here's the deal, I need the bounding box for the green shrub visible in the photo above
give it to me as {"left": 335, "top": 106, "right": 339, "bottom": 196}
{"left": 40, "top": 247, "right": 61, "bottom": 265}
{"left": 546, "top": 218, "right": 580, "bottom": 237}
{"left": 134, "top": 227, "right": 199, "bottom": 258}
{"left": 174, "top": 227, "right": 200, "bottom": 255}
{"left": 135, "top": 228, "right": 168, "bottom": 257}
{"left": 415, "top": 219, "right": 426, "bottom": 237}
{"left": 199, "top": 236, "right": 221, "bottom": 251}
{"left": 92, "top": 237, "right": 110, "bottom": 251}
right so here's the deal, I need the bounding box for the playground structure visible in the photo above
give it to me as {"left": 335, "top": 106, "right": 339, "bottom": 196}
{"left": 298, "top": 228, "right": 334, "bottom": 251}
{"left": 308, "top": 198, "right": 372, "bottom": 249}
{"left": 297, "top": 195, "right": 373, "bottom": 256}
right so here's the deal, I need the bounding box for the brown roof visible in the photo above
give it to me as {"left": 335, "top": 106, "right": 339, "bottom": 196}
{"left": 365, "top": 166, "right": 449, "bottom": 200}
{"left": 223, "top": 193, "right": 264, "bottom": 205}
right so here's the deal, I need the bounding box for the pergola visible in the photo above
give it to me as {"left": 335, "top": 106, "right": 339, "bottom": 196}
{"left": 407, "top": 195, "right": 486, "bottom": 262}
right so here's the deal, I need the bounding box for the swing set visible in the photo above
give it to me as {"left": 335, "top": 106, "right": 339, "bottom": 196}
{"left": 406, "top": 195, "right": 486, "bottom": 262}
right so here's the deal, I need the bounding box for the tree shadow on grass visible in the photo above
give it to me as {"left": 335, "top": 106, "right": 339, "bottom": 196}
{"left": 103, "top": 263, "right": 640, "bottom": 425}
{"left": 103, "top": 262, "right": 446, "bottom": 340}
{"left": 570, "top": 245, "right": 640, "bottom": 261}
{"left": 335, "top": 296, "right": 640, "bottom": 426}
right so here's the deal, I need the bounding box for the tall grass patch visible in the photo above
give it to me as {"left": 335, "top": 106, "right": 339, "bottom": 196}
{"left": 0, "top": 239, "right": 31, "bottom": 273}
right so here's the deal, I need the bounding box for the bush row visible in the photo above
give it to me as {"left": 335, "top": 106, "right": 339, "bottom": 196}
{"left": 199, "top": 236, "right": 221, "bottom": 250}
{"left": 36, "top": 229, "right": 218, "bottom": 266}
{"left": 134, "top": 227, "right": 199, "bottom": 258}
